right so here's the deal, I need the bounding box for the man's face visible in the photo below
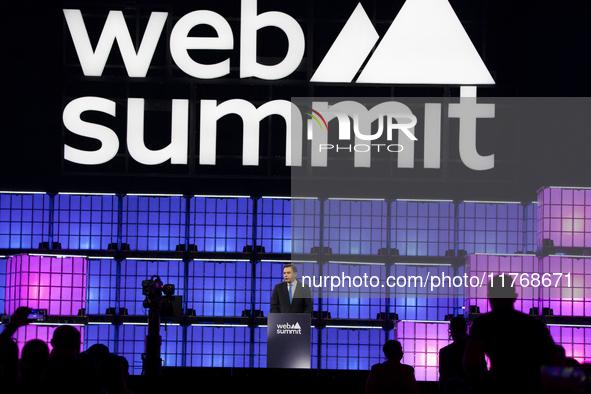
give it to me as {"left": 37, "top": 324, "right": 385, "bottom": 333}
{"left": 283, "top": 267, "right": 297, "bottom": 283}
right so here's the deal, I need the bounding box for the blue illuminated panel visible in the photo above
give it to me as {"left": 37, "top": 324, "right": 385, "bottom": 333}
{"left": 389, "top": 265, "right": 458, "bottom": 321}
{"left": 119, "top": 325, "right": 146, "bottom": 375}
{"left": 86, "top": 259, "right": 117, "bottom": 315}
{"left": 120, "top": 260, "right": 184, "bottom": 315}
{"left": 255, "top": 262, "right": 283, "bottom": 317}
{"left": 118, "top": 324, "right": 183, "bottom": 374}
{"left": 122, "top": 196, "right": 185, "bottom": 251}
{"left": 84, "top": 324, "right": 116, "bottom": 353}
{"left": 187, "top": 325, "right": 250, "bottom": 367}
{"left": 291, "top": 199, "right": 321, "bottom": 254}
{"left": 325, "top": 200, "right": 387, "bottom": 255}
{"left": 190, "top": 197, "right": 252, "bottom": 253}
{"left": 258, "top": 198, "right": 292, "bottom": 253}
{"left": 322, "top": 328, "right": 384, "bottom": 370}
{"left": 323, "top": 263, "right": 386, "bottom": 319}
{"left": 188, "top": 260, "right": 251, "bottom": 317}
{"left": 0, "top": 193, "right": 49, "bottom": 249}
{"left": 53, "top": 194, "right": 118, "bottom": 250}
{"left": 160, "top": 325, "right": 184, "bottom": 369}
{"left": 391, "top": 201, "right": 454, "bottom": 256}
{"left": 458, "top": 202, "right": 535, "bottom": 254}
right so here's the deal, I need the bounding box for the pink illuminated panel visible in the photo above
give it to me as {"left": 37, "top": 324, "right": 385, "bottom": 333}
{"left": 398, "top": 321, "right": 450, "bottom": 381}
{"left": 549, "top": 326, "right": 591, "bottom": 364}
{"left": 465, "top": 254, "right": 539, "bottom": 314}
{"left": 537, "top": 187, "right": 591, "bottom": 248}
{"left": 540, "top": 256, "right": 591, "bottom": 317}
{"left": 5, "top": 254, "right": 87, "bottom": 315}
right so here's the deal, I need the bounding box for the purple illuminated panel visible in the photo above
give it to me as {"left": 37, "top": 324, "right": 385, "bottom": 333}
{"left": 11, "top": 324, "right": 84, "bottom": 357}
{"left": 537, "top": 187, "right": 591, "bottom": 248}
{"left": 465, "top": 254, "right": 539, "bottom": 314}
{"left": 398, "top": 321, "right": 450, "bottom": 381}
{"left": 540, "top": 256, "right": 591, "bottom": 317}
{"left": 549, "top": 326, "right": 591, "bottom": 364}
{"left": 5, "top": 254, "right": 87, "bottom": 315}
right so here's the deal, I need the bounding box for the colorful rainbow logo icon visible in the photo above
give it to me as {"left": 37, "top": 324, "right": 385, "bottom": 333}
{"left": 303, "top": 107, "right": 328, "bottom": 132}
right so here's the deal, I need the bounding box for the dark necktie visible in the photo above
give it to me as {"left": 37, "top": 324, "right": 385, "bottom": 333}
{"left": 289, "top": 283, "right": 292, "bottom": 304}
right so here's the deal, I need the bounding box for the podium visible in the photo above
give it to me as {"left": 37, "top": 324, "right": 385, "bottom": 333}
{"left": 267, "top": 313, "right": 311, "bottom": 368}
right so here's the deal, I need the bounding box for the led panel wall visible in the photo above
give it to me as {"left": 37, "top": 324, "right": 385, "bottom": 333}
{"left": 119, "top": 324, "right": 147, "bottom": 375}
{"left": 118, "top": 324, "right": 183, "bottom": 375}
{"left": 190, "top": 197, "right": 252, "bottom": 252}
{"left": 458, "top": 202, "right": 535, "bottom": 255}
{"left": 0, "top": 193, "right": 49, "bottom": 249}
{"left": 86, "top": 258, "right": 117, "bottom": 315}
{"left": 122, "top": 195, "right": 185, "bottom": 251}
{"left": 257, "top": 198, "right": 292, "bottom": 254}
{"left": 539, "top": 255, "right": 591, "bottom": 317}
{"left": 321, "top": 327, "right": 384, "bottom": 370}
{"left": 389, "top": 264, "right": 459, "bottom": 321}
{"left": 1, "top": 190, "right": 589, "bottom": 380}
{"left": 322, "top": 263, "right": 386, "bottom": 320}
{"left": 549, "top": 325, "right": 591, "bottom": 364}
{"left": 465, "top": 254, "right": 539, "bottom": 314}
{"left": 85, "top": 324, "right": 117, "bottom": 353}
{"left": 5, "top": 254, "right": 86, "bottom": 315}
{"left": 391, "top": 200, "right": 454, "bottom": 257}
{"left": 257, "top": 198, "right": 321, "bottom": 254}
{"left": 187, "top": 325, "right": 250, "bottom": 368}
{"left": 537, "top": 187, "right": 591, "bottom": 248}
{"left": 188, "top": 260, "right": 251, "bottom": 317}
{"left": 53, "top": 194, "right": 118, "bottom": 250}
{"left": 397, "top": 321, "right": 450, "bottom": 382}
{"left": 325, "top": 199, "right": 387, "bottom": 255}
{"left": 120, "top": 259, "right": 184, "bottom": 315}
{"left": 289, "top": 199, "right": 322, "bottom": 254}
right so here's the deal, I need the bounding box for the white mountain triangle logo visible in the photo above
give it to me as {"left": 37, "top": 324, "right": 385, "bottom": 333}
{"left": 311, "top": 0, "right": 495, "bottom": 85}
{"left": 293, "top": 322, "right": 301, "bottom": 329}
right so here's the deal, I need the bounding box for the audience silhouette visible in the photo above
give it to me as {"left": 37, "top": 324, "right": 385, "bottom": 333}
{"left": 439, "top": 316, "right": 484, "bottom": 394}
{"left": 20, "top": 339, "right": 50, "bottom": 393}
{"left": 0, "top": 306, "right": 136, "bottom": 394}
{"left": 3, "top": 301, "right": 590, "bottom": 394}
{"left": 463, "top": 274, "right": 562, "bottom": 394}
{"left": 365, "top": 340, "right": 420, "bottom": 394}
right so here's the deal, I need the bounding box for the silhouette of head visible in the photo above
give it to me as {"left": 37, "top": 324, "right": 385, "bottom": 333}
{"left": 449, "top": 316, "right": 467, "bottom": 341}
{"left": 487, "top": 274, "right": 517, "bottom": 310}
{"left": 383, "top": 340, "right": 404, "bottom": 362}
{"left": 21, "top": 339, "right": 50, "bottom": 380}
{"left": 86, "top": 343, "right": 110, "bottom": 369}
{"left": 50, "top": 325, "right": 81, "bottom": 357}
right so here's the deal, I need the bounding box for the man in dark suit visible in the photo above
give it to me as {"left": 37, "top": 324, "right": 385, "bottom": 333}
{"left": 270, "top": 264, "right": 312, "bottom": 313}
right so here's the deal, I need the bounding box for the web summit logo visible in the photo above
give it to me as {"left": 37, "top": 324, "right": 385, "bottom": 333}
{"left": 276, "top": 322, "right": 302, "bottom": 335}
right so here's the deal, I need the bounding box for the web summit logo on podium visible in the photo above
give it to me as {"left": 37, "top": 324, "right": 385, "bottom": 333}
{"left": 276, "top": 322, "right": 302, "bottom": 335}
